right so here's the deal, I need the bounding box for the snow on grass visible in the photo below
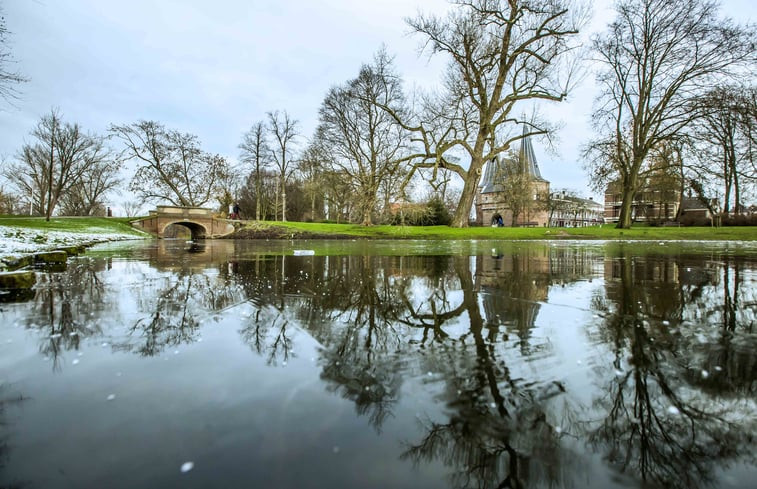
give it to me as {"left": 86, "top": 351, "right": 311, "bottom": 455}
{"left": 0, "top": 224, "right": 147, "bottom": 261}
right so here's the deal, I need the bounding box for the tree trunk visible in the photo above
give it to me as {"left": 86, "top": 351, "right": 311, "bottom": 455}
{"left": 617, "top": 184, "right": 636, "bottom": 229}
{"left": 255, "top": 170, "right": 261, "bottom": 221}
{"left": 361, "top": 207, "right": 372, "bottom": 226}
{"left": 450, "top": 157, "right": 485, "bottom": 228}
{"left": 281, "top": 177, "right": 287, "bottom": 222}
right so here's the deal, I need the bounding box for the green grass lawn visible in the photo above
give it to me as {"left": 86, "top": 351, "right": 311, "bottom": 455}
{"left": 0, "top": 216, "right": 147, "bottom": 236}
{"left": 0, "top": 216, "right": 754, "bottom": 241}
{"left": 269, "top": 221, "right": 757, "bottom": 241}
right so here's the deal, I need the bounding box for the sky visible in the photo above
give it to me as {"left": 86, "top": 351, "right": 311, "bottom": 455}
{"left": 0, "top": 0, "right": 754, "bottom": 212}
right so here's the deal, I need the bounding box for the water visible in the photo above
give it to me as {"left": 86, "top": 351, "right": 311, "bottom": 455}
{"left": 1, "top": 239, "right": 755, "bottom": 489}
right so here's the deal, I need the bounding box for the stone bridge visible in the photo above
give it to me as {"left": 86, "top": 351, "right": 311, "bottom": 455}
{"left": 131, "top": 205, "right": 235, "bottom": 239}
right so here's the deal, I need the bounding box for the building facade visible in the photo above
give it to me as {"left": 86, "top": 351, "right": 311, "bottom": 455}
{"left": 604, "top": 181, "right": 678, "bottom": 223}
{"left": 475, "top": 128, "right": 550, "bottom": 227}
{"left": 548, "top": 191, "right": 605, "bottom": 227}
{"left": 604, "top": 181, "right": 719, "bottom": 224}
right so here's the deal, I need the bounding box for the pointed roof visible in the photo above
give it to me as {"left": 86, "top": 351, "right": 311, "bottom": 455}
{"left": 479, "top": 126, "right": 547, "bottom": 194}
{"left": 518, "top": 125, "right": 544, "bottom": 180}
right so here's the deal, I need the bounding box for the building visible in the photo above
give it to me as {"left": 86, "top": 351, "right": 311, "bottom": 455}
{"left": 548, "top": 191, "right": 605, "bottom": 227}
{"left": 604, "top": 180, "right": 678, "bottom": 223}
{"left": 604, "top": 180, "right": 719, "bottom": 224}
{"left": 475, "top": 127, "right": 550, "bottom": 227}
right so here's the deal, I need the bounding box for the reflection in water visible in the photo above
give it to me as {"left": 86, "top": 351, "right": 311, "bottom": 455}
{"left": 1, "top": 240, "right": 755, "bottom": 489}
{"left": 588, "top": 248, "right": 757, "bottom": 488}
{"left": 20, "top": 258, "right": 111, "bottom": 370}
{"left": 0, "top": 384, "right": 25, "bottom": 489}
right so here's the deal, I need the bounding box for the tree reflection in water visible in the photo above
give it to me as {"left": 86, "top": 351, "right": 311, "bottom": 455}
{"left": 229, "top": 248, "right": 597, "bottom": 487}
{"left": 19, "top": 258, "right": 111, "bottom": 370}
{"left": 0, "top": 384, "right": 26, "bottom": 489}
{"left": 117, "top": 259, "right": 246, "bottom": 357}
{"left": 587, "top": 249, "right": 756, "bottom": 489}
{"left": 6, "top": 241, "right": 755, "bottom": 488}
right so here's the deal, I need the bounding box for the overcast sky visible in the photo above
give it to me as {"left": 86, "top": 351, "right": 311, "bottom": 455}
{"left": 1, "top": 0, "right": 754, "bottom": 208}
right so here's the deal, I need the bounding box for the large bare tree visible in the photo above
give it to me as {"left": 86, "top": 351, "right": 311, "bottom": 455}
{"left": 239, "top": 121, "right": 271, "bottom": 220}
{"left": 267, "top": 110, "right": 299, "bottom": 222}
{"left": 110, "top": 120, "right": 229, "bottom": 207}
{"left": 383, "top": 0, "right": 585, "bottom": 227}
{"left": 6, "top": 109, "right": 98, "bottom": 220}
{"left": 315, "top": 49, "right": 410, "bottom": 225}
{"left": 585, "top": 0, "right": 755, "bottom": 228}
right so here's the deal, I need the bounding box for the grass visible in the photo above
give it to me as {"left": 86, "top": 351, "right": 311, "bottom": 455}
{"left": 0, "top": 216, "right": 754, "bottom": 241}
{"left": 267, "top": 220, "right": 757, "bottom": 241}
{"left": 0, "top": 216, "right": 147, "bottom": 236}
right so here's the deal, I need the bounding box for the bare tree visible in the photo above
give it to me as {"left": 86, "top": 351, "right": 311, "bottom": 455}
{"left": 380, "top": 0, "right": 585, "bottom": 227}
{"left": 0, "top": 4, "right": 27, "bottom": 104}
{"left": 238, "top": 169, "right": 278, "bottom": 221}
{"left": 110, "top": 121, "right": 229, "bottom": 207}
{"left": 5, "top": 109, "right": 97, "bottom": 220}
{"left": 121, "top": 200, "right": 144, "bottom": 218}
{"left": 315, "top": 49, "right": 410, "bottom": 225}
{"left": 297, "top": 141, "right": 326, "bottom": 221}
{"left": 585, "top": 0, "right": 756, "bottom": 228}
{"left": 0, "top": 183, "right": 20, "bottom": 214}
{"left": 267, "top": 110, "right": 299, "bottom": 222}
{"left": 690, "top": 86, "right": 757, "bottom": 214}
{"left": 58, "top": 138, "right": 121, "bottom": 216}
{"left": 239, "top": 121, "right": 272, "bottom": 220}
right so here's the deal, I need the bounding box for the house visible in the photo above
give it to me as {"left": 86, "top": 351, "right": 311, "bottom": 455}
{"left": 604, "top": 179, "right": 719, "bottom": 224}
{"left": 548, "top": 191, "right": 605, "bottom": 227}
{"left": 604, "top": 180, "right": 678, "bottom": 223}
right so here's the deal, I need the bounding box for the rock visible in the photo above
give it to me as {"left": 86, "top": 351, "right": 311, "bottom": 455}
{"left": 33, "top": 251, "right": 68, "bottom": 264}
{"left": 1, "top": 255, "right": 33, "bottom": 271}
{"left": 56, "top": 245, "right": 86, "bottom": 256}
{"left": 0, "top": 271, "right": 36, "bottom": 289}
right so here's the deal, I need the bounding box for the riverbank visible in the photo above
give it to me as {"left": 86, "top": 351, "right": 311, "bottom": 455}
{"left": 0, "top": 217, "right": 148, "bottom": 271}
{"left": 228, "top": 220, "right": 757, "bottom": 241}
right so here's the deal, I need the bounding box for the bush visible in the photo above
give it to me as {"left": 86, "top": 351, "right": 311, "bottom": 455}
{"left": 721, "top": 213, "right": 757, "bottom": 226}
{"left": 678, "top": 213, "right": 712, "bottom": 227}
{"left": 390, "top": 197, "right": 452, "bottom": 226}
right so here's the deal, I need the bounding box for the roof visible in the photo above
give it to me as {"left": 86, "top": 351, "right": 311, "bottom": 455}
{"left": 479, "top": 125, "right": 547, "bottom": 194}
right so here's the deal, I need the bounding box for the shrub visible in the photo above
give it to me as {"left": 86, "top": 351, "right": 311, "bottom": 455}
{"left": 389, "top": 197, "right": 452, "bottom": 226}
{"left": 721, "top": 213, "right": 757, "bottom": 226}
{"left": 678, "top": 213, "right": 711, "bottom": 227}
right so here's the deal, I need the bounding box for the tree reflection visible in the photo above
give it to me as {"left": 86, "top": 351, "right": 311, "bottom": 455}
{"left": 225, "top": 248, "right": 596, "bottom": 487}
{"left": 399, "top": 253, "right": 579, "bottom": 489}
{"left": 238, "top": 308, "right": 294, "bottom": 365}
{"left": 117, "top": 267, "right": 245, "bottom": 357}
{"left": 20, "top": 258, "right": 110, "bottom": 370}
{"left": 0, "top": 384, "right": 26, "bottom": 489}
{"left": 588, "top": 250, "right": 756, "bottom": 489}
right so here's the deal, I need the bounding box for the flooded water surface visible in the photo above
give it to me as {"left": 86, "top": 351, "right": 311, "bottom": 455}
{"left": 1, "top": 239, "right": 755, "bottom": 489}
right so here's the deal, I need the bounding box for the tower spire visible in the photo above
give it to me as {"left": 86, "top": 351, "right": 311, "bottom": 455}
{"left": 518, "top": 124, "right": 543, "bottom": 180}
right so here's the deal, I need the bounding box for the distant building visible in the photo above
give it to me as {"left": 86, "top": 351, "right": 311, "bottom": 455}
{"left": 475, "top": 127, "right": 550, "bottom": 227}
{"left": 604, "top": 180, "right": 718, "bottom": 224}
{"left": 604, "top": 180, "right": 678, "bottom": 223}
{"left": 548, "top": 191, "right": 605, "bottom": 227}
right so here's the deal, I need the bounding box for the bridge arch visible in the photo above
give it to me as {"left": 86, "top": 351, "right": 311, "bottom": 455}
{"left": 160, "top": 220, "right": 208, "bottom": 240}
